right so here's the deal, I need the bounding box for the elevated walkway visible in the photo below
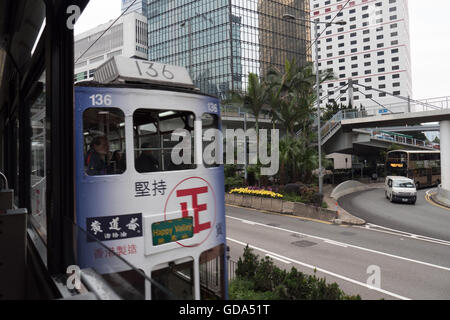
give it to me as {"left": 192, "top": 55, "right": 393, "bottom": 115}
{"left": 321, "top": 107, "right": 450, "bottom": 155}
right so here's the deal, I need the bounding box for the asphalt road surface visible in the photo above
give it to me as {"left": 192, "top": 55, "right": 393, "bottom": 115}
{"left": 226, "top": 205, "right": 450, "bottom": 300}
{"left": 338, "top": 188, "right": 450, "bottom": 242}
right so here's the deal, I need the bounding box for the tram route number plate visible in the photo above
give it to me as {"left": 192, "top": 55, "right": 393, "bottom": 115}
{"left": 152, "top": 217, "right": 194, "bottom": 246}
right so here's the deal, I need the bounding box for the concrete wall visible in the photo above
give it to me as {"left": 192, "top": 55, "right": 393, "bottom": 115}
{"left": 225, "top": 194, "right": 337, "bottom": 222}
{"left": 330, "top": 180, "right": 370, "bottom": 200}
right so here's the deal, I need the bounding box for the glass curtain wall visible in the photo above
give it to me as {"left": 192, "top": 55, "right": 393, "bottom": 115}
{"left": 147, "top": 0, "right": 310, "bottom": 98}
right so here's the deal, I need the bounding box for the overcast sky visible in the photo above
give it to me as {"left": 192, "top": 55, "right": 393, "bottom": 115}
{"left": 75, "top": 0, "right": 450, "bottom": 100}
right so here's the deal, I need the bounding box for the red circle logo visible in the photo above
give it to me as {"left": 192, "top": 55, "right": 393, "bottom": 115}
{"left": 164, "top": 177, "right": 216, "bottom": 247}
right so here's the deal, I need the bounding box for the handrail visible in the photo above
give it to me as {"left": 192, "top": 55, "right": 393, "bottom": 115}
{"left": 0, "top": 171, "right": 9, "bottom": 190}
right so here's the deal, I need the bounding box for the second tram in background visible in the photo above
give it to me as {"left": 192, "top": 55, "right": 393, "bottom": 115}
{"left": 385, "top": 150, "right": 441, "bottom": 188}
{"left": 74, "top": 56, "right": 227, "bottom": 299}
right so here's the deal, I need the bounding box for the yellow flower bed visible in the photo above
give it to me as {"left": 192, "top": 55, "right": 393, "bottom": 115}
{"left": 229, "top": 187, "right": 283, "bottom": 199}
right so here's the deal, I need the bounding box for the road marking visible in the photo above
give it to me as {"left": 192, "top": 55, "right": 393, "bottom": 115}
{"left": 425, "top": 190, "right": 450, "bottom": 211}
{"left": 241, "top": 219, "right": 255, "bottom": 225}
{"left": 324, "top": 240, "right": 348, "bottom": 248}
{"left": 227, "top": 237, "right": 411, "bottom": 300}
{"left": 265, "top": 254, "right": 291, "bottom": 264}
{"left": 226, "top": 215, "right": 450, "bottom": 272}
{"left": 358, "top": 223, "right": 450, "bottom": 247}
{"left": 226, "top": 204, "right": 333, "bottom": 225}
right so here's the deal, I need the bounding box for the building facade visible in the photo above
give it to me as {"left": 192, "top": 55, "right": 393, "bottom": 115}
{"left": 121, "top": 0, "right": 148, "bottom": 16}
{"left": 74, "top": 12, "right": 148, "bottom": 81}
{"left": 146, "top": 0, "right": 311, "bottom": 98}
{"left": 310, "top": 0, "right": 412, "bottom": 112}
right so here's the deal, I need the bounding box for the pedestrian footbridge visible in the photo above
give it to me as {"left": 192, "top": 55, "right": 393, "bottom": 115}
{"left": 320, "top": 108, "right": 450, "bottom": 154}
{"left": 320, "top": 101, "right": 450, "bottom": 204}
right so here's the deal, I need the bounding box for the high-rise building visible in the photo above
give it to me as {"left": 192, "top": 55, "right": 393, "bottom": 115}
{"left": 146, "top": 0, "right": 311, "bottom": 98}
{"left": 121, "top": 0, "right": 148, "bottom": 16}
{"left": 310, "top": 0, "right": 412, "bottom": 111}
{"left": 74, "top": 12, "right": 148, "bottom": 81}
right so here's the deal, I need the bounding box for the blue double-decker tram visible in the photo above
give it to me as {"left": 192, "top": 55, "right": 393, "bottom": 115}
{"left": 74, "top": 56, "right": 226, "bottom": 299}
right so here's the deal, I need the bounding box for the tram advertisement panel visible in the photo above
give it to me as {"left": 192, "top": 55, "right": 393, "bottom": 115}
{"left": 74, "top": 85, "right": 226, "bottom": 277}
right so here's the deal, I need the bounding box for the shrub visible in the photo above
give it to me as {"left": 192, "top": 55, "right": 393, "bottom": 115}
{"left": 225, "top": 176, "right": 244, "bottom": 192}
{"left": 228, "top": 279, "right": 281, "bottom": 300}
{"left": 231, "top": 245, "right": 361, "bottom": 300}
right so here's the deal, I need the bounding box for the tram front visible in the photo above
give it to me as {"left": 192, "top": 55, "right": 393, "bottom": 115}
{"left": 74, "top": 56, "right": 227, "bottom": 300}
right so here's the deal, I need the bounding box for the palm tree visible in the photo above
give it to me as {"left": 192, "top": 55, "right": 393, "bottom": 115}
{"left": 265, "top": 59, "right": 334, "bottom": 184}
{"left": 226, "top": 73, "right": 268, "bottom": 138}
{"left": 265, "top": 59, "right": 333, "bottom": 138}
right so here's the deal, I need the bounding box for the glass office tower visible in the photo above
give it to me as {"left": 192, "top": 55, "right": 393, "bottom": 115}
{"left": 147, "top": 0, "right": 311, "bottom": 98}
{"left": 121, "top": 0, "right": 148, "bottom": 16}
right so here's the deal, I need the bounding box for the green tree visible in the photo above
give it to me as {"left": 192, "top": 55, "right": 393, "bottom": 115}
{"left": 226, "top": 72, "right": 268, "bottom": 139}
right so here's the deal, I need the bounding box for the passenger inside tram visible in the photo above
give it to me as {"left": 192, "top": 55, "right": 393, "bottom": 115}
{"left": 85, "top": 136, "right": 109, "bottom": 176}
{"left": 135, "top": 142, "right": 160, "bottom": 173}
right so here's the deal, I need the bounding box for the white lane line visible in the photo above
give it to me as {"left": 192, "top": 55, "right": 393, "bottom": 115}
{"left": 357, "top": 223, "right": 450, "bottom": 247}
{"left": 226, "top": 215, "right": 450, "bottom": 272}
{"left": 241, "top": 219, "right": 256, "bottom": 226}
{"left": 324, "top": 240, "right": 348, "bottom": 248}
{"left": 227, "top": 237, "right": 411, "bottom": 300}
{"left": 265, "top": 254, "right": 291, "bottom": 264}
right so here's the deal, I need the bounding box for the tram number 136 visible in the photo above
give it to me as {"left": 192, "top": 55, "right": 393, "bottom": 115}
{"left": 90, "top": 94, "right": 112, "bottom": 106}
{"left": 135, "top": 61, "right": 175, "bottom": 80}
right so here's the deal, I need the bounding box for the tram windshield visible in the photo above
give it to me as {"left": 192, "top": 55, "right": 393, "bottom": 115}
{"left": 133, "top": 109, "right": 195, "bottom": 172}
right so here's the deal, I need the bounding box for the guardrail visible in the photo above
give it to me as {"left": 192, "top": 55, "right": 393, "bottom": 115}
{"left": 220, "top": 105, "right": 272, "bottom": 120}
{"left": 369, "top": 130, "right": 438, "bottom": 150}
{"left": 321, "top": 109, "right": 370, "bottom": 143}
{"left": 320, "top": 96, "right": 450, "bottom": 146}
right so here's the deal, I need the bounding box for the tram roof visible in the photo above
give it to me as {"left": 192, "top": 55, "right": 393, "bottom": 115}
{"left": 94, "top": 56, "right": 197, "bottom": 89}
{"left": 75, "top": 80, "right": 218, "bottom": 99}
{"left": 76, "top": 56, "right": 218, "bottom": 99}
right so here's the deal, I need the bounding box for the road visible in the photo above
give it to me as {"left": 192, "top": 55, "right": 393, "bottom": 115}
{"left": 338, "top": 188, "right": 450, "bottom": 242}
{"left": 226, "top": 205, "right": 450, "bottom": 300}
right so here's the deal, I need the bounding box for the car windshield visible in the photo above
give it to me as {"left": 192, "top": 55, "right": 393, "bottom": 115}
{"left": 393, "top": 181, "right": 415, "bottom": 188}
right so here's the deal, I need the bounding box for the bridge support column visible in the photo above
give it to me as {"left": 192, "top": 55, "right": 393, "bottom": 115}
{"left": 440, "top": 120, "right": 450, "bottom": 191}
{"left": 435, "top": 120, "right": 450, "bottom": 207}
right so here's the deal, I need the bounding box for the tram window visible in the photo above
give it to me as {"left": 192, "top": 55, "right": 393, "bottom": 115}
{"left": 151, "top": 259, "right": 194, "bottom": 300}
{"left": 133, "top": 109, "right": 195, "bottom": 173}
{"left": 30, "top": 75, "right": 47, "bottom": 241}
{"left": 202, "top": 113, "right": 221, "bottom": 168}
{"left": 199, "top": 244, "right": 226, "bottom": 299}
{"left": 83, "top": 108, "right": 126, "bottom": 176}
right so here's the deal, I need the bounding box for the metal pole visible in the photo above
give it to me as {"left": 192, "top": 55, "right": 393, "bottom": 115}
{"left": 244, "top": 112, "right": 248, "bottom": 183}
{"left": 407, "top": 95, "right": 411, "bottom": 113}
{"left": 348, "top": 78, "right": 354, "bottom": 108}
{"left": 315, "top": 21, "right": 323, "bottom": 199}
{"left": 188, "top": 20, "right": 193, "bottom": 78}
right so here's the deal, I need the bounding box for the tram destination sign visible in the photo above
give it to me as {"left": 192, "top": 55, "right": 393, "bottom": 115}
{"left": 152, "top": 217, "right": 194, "bottom": 246}
{"left": 94, "top": 56, "right": 195, "bottom": 89}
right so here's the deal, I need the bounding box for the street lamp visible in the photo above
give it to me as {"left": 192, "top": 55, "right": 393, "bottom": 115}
{"left": 282, "top": 13, "right": 346, "bottom": 200}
